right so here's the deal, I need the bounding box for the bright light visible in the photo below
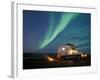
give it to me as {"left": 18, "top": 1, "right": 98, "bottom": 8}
{"left": 81, "top": 54, "right": 87, "bottom": 58}
{"left": 62, "top": 47, "right": 65, "bottom": 51}
{"left": 74, "top": 50, "right": 78, "bottom": 54}
{"left": 84, "top": 54, "right": 87, "bottom": 57}
{"left": 69, "top": 50, "right": 73, "bottom": 55}
{"left": 81, "top": 54, "right": 84, "bottom": 57}
{"left": 48, "top": 56, "right": 54, "bottom": 62}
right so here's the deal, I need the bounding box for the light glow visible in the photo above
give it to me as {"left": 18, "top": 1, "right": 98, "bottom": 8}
{"left": 85, "top": 54, "right": 87, "bottom": 57}
{"left": 73, "top": 50, "right": 78, "bottom": 54}
{"left": 69, "top": 50, "right": 73, "bottom": 55}
{"left": 81, "top": 54, "right": 84, "bottom": 57}
{"left": 48, "top": 56, "right": 54, "bottom": 62}
{"left": 62, "top": 47, "right": 65, "bottom": 51}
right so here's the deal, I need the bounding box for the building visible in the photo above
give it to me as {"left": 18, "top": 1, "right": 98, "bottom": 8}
{"left": 57, "top": 43, "right": 79, "bottom": 58}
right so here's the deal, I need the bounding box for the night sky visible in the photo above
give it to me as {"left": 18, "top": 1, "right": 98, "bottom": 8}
{"left": 23, "top": 10, "right": 91, "bottom": 54}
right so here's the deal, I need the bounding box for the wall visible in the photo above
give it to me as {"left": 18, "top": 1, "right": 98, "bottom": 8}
{"left": 0, "top": 0, "right": 99, "bottom": 80}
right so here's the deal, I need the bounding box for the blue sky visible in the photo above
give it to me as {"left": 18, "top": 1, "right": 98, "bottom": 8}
{"left": 23, "top": 10, "right": 91, "bottom": 54}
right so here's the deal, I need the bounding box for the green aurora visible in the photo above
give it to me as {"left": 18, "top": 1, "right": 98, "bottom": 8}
{"left": 39, "top": 13, "right": 79, "bottom": 49}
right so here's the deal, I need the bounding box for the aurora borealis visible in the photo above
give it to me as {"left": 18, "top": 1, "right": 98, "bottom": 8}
{"left": 40, "top": 13, "right": 79, "bottom": 49}
{"left": 23, "top": 10, "right": 91, "bottom": 54}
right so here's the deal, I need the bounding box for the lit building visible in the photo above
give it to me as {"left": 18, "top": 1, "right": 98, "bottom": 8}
{"left": 57, "top": 43, "right": 79, "bottom": 58}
